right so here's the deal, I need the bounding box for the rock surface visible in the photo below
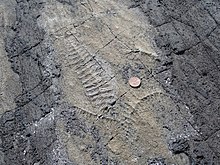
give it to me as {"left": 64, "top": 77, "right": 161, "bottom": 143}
{"left": 0, "top": 0, "right": 219, "bottom": 164}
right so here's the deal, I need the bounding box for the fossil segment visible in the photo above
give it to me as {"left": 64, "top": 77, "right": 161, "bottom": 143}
{"left": 56, "top": 33, "right": 139, "bottom": 139}
{"left": 56, "top": 34, "right": 117, "bottom": 114}
{"left": 114, "top": 101, "right": 140, "bottom": 140}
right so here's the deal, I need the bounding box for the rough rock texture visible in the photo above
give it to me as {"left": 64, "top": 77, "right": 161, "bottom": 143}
{"left": 137, "top": 0, "right": 220, "bottom": 164}
{"left": 0, "top": 0, "right": 219, "bottom": 165}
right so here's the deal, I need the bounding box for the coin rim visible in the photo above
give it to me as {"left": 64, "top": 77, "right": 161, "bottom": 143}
{"left": 129, "top": 77, "right": 141, "bottom": 87}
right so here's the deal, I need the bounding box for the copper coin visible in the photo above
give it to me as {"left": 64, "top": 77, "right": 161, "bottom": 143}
{"left": 129, "top": 77, "right": 141, "bottom": 88}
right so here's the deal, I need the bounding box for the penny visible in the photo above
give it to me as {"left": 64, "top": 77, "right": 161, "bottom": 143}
{"left": 129, "top": 77, "right": 141, "bottom": 88}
